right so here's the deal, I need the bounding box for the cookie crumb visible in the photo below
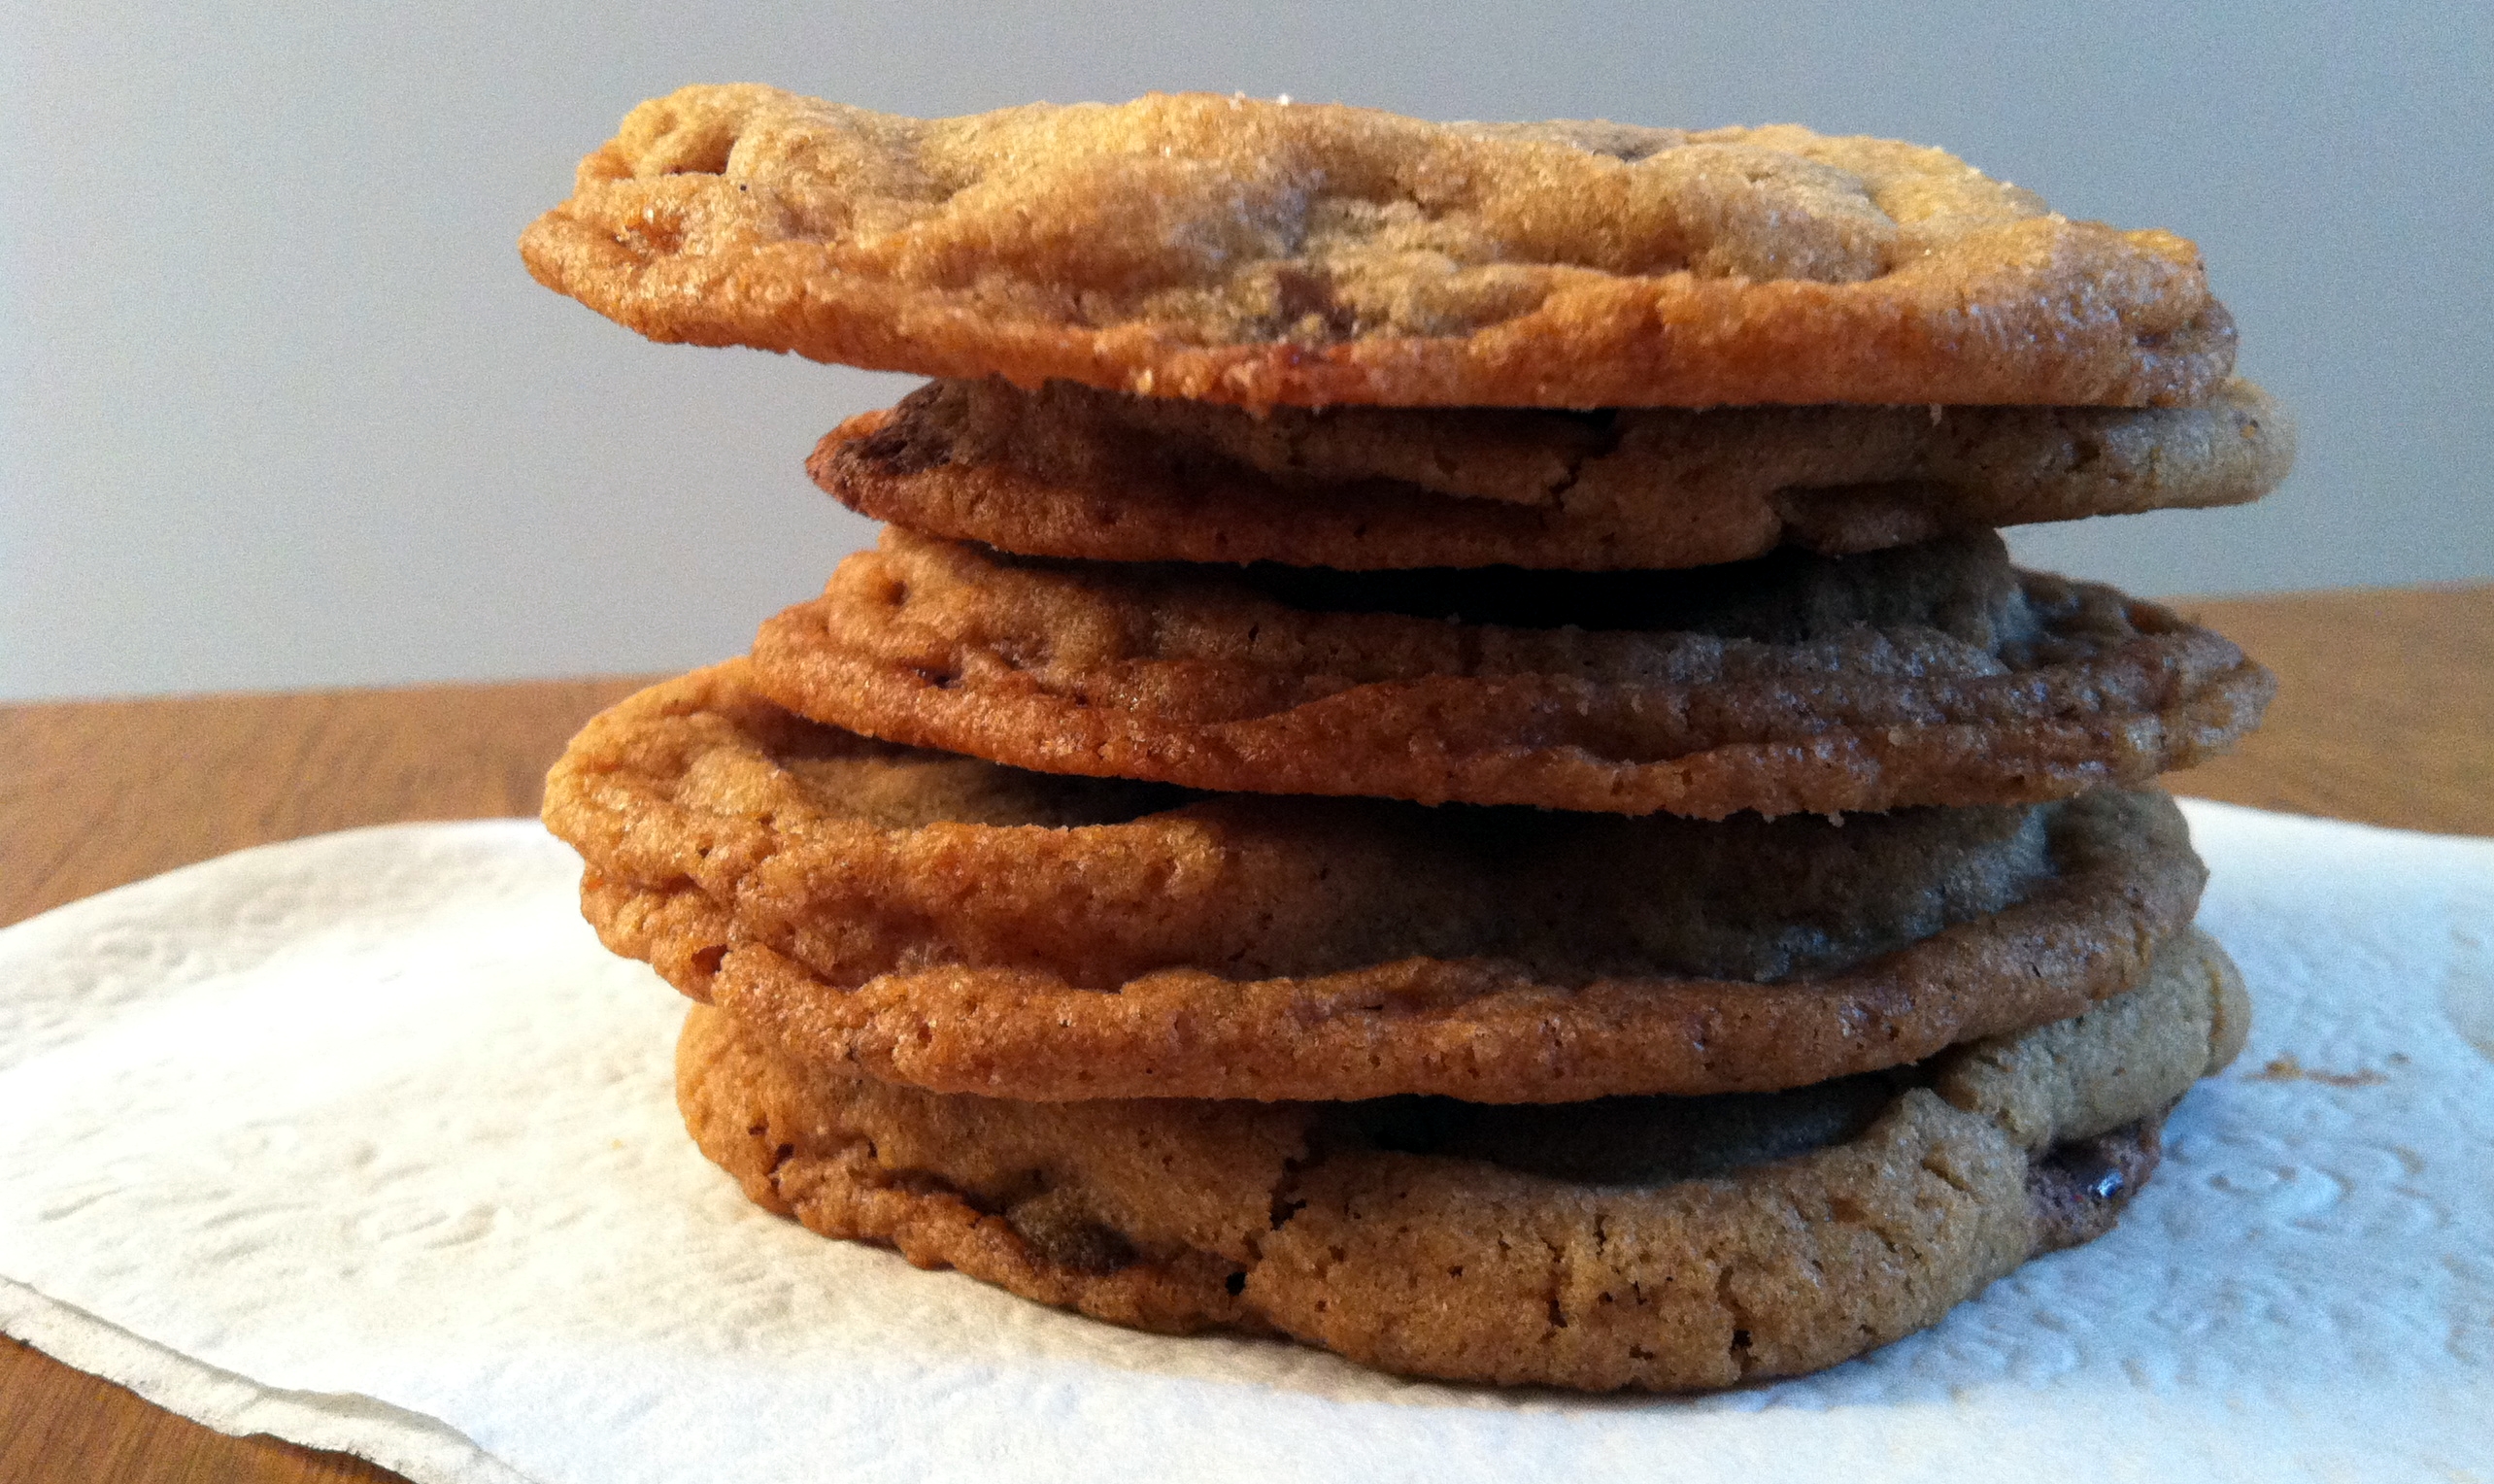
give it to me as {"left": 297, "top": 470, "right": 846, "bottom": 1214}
{"left": 2250, "top": 1054, "right": 2388, "bottom": 1087}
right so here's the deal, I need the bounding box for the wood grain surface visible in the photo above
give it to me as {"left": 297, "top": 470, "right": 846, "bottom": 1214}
{"left": 0, "top": 585, "right": 2486, "bottom": 1483}
{"left": 2164, "top": 585, "right": 2494, "bottom": 835}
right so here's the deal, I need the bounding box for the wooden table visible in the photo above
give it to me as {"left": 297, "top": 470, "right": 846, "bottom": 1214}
{"left": 2, "top": 585, "right": 2487, "bottom": 1483}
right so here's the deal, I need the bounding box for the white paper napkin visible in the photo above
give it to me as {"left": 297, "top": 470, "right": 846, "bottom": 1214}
{"left": 2, "top": 803, "right": 2488, "bottom": 1483}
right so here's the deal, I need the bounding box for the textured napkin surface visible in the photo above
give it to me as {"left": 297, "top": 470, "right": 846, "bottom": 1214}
{"left": 1, "top": 805, "right": 2488, "bottom": 1484}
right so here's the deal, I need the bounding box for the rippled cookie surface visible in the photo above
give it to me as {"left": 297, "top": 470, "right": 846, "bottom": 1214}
{"left": 522, "top": 85, "right": 2233, "bottom": 408}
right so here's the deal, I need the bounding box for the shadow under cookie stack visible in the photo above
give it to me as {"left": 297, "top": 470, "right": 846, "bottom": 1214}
{"left": 525, "top": 85, "right": 2292, "bottom": 1391}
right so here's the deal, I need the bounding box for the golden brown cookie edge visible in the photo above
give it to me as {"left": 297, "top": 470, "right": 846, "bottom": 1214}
{"left": 751, "top": 534, "right": 2277, "bottom": 819}
{"left": 814, "top": 378, "right": 2294, "bottom": 571}
{"left": 520, "top": 87, "right": 2235, "bottom": 409}
{"left": 673, "top": 928, "right": 2243, "bottom": 1391}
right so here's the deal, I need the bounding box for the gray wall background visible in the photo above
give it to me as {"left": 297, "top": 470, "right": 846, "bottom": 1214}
{"left": 4, "top": 0, "right": 2487, "bottom": 700}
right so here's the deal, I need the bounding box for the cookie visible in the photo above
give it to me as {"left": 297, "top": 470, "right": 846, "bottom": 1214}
{"left": 817, "top": 377, "right": 2294, "bottom": 570}
{"left": 676, "top": 927, "right": 2248, "bottom": 1391}
{"left": 549, "top": 663, "right": 2207, "bottom": 1102}
{"left": 750, "top": 527, "right": 2273, "bottom": 818}
{"left": 520, "top": 85, "right": 2234, "bottom": 409}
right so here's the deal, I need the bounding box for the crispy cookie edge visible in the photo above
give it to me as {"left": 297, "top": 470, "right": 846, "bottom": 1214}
{"left": 675, "top": 928, "right": 2245, "bottom": 1391}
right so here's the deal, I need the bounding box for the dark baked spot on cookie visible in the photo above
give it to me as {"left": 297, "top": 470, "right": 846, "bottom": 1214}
{"left": 1164, "top": 531, "right": 2018, "bottom": 645}
{"left": 2028, "top": 1113, "right": 2165, "bottom": 1253}
{"left": 1006, "top": 1187, "right": 1137, "bottom": 1275}
{"left": 1713, "top": 1265, "right": 1762, "bottom": 1377}
{"left": 1355, "top": 1074, "right": 1901, "bottom": 1185}
{"left": 855, "top": 418, "right": 954, "bottom": 477}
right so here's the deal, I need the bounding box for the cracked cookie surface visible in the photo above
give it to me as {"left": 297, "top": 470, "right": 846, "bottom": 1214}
{"left": 818, "top": 377, "right": 2293, "bottom": 570}
{"left": 750, "top": 527, "right": 2273, "bottom": 818}
{"left": 521, "top": 84, "right": 2233, "bottom": 408}
{"left": 675, "top": 928, "right": 2247, "bottom": 1390}
{"left": 549, "top": 662, "right": 2206, "bottom": 1102}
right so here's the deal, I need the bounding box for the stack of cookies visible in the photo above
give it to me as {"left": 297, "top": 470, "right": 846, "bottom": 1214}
{"left": 523, "top": 86, "right": 2292, "bottom": 1391}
